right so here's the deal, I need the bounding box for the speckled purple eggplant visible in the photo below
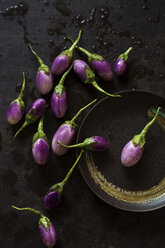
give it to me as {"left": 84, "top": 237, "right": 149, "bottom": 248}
{"left": 28, "top": 44, "right": 53, "bottom": 95}
{"left": 51, "top": 30, "right": 82, "bottom": 75}
{"left": 91, "top": 136, "right": 109, "bottom": 151}
{"left": 11, "top": 206, "right": 56, "bottom": 248}
{"left": 92, "top": 60, "right": 113, "bottom": 81}
{"left": 36, "top": 70, "right": 53, "bottom": 95}
{"left": 121, "top": 107, "right": 161, "bottom": 167}
{"left": 39, "top": 220, "right": 56, "bottom": 248}
{"left": 44, "top": 150, "right": 84, "bottom": 209}
{"left": 44, "top": 191, "right": 61, "bottom": 209}
{"left": 51, "top": 99, "right": 96, "bottom": 156}
{"left": 7, "top": 71, "right": 26, "bottom": 125}
{"left": 73, "top": 59, "right": 121, "bottom": 97}
{"left": 121, "top": 140, "right": 143, "bottom": 167}
{"left": 58, "top": 136, "right": 109, "bottom": 151}
{"left": 51, "top": 91, "right": 67, "bottom": 118}
{"left": 32, "top": 138, "right": 49, "bottom": 165}
{"left": 13, "top": 98, "right": 46, "bottom": 141}
{"left": 51, "top": 54, "right": 70, "bottom": 76}
{"left": 52, "top": 124, "right": 76, "bottom": 156}
{"left": 7, "top": 101, "right": 24, "bottom": 125}
{"left": 114, "top": 47, "right": 133, "bottom": 76}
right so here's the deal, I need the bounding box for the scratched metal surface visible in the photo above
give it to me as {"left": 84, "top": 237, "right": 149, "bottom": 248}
{"left": 0, "top": 0, "right": 165, "bottom": 247}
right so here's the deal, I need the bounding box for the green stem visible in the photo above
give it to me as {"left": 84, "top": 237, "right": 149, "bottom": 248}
{"left": 132, "top": 107, "right": 161, "bottom": 148}
{"left": 61, "top": 150, "right": 84, "bottom": 186}
{"left": 92, "top": 81, "right": 121, "bottom": 98}
{"left": 58, "top": 63, "right": 73, "bottom": 87}
{"left": 12, "top": 121, "right": 29, "bottom": 142}
{"left": 11, "top": 206, "right": 43, "bottom": 217}
{"left": 28, "top": 44, "right": 44, "bottom": 65}
{"left": 120, "top": 47, "right": 133, "bottom": 61}
{"left": 58, "top": 140, "right": 85, "bottom": 149}
{"left": 69, "top": 30, "right": 82, "bottom": 53}
{"left": 38, "top": 114, "right": 44, "bottom": 131}
{"left": 71, "top": 99, "right": 97, "bottom": 123}
{"left": 18, "top": 71, "right": 26, "bottom": 99}
{"left": 140, "top": 107, "right": 161, "bottom": 137}
{"left": 125, "top": 47, "right": 133, "bottom": 56}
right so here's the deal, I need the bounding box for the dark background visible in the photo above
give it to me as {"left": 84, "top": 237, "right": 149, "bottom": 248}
{"left": 0, "top": 0, "right": 165, "bottom": 247}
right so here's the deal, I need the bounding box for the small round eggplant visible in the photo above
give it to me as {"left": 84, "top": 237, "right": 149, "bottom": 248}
{"left": 51, "top": 64, "right": 73, "bottom": 118}
{"left": 121, "top": 107, "right": 161, "bottom": 167}
{"left": 11, "top": 206, "right": 56, "bottom": 248}
{"left": 13, "top": 98, "right": 46, "bottom": 141}
{"left": 44, "top": 150, "right": 84, "bottom": 209}
{"left": 6, "top": 72, "right": 26, "bottom": 125}
{"left": 73, "top": 60, "right": 121, "bottom": 98}
{"left": 51, "top": 30, "right": 82, "bottom": 76}
{"left": 51, "top": 99, "right": 97, "bottom": 156}
{"left": 114, "top": 47, "right": 133, "bottom": 76}
{"left": 65, "top": 37, "right": 113, "bottom": 81}
{"left": 32, "top": 114, "right": 49, "bottom": 165}
{"left": 58, "top": 136, "right": 109, "bottom": 151}
{"left": 28, "top": 44, "right": 53, "bottom": 95}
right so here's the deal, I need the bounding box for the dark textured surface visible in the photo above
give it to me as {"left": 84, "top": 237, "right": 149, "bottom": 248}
{"left": 0, "top": 0, "right": 165, "bottom": 247}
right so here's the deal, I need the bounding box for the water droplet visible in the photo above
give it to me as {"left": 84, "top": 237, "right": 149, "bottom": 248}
{"left": 43, "top": 0, "right": 49, "bottom": 6}
{"left": 48, "top": 28, "right": 54, "bottom": 36}
{"left": 2, "top": 2, "right": 29, "bottom": 17}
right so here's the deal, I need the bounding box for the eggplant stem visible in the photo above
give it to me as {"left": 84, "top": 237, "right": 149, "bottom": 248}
{"left": 71, "top": 99, "right": 97, "bottom": 123}
{"left": 69, "top": 30, "right": 82, "bottom": 53}
{"left": 12, "top": 121, "right": 28, "bottom": 142}
{"left": 18, "top": 71, "right": 26, "bottom": 99}
{"left": 11, "top": 205, "right": 43, "bottom": 217}
{"left": 57, "top": 140, "right": 85, "bottom": 148}
{"left": 28, "top": 44, "right": 44, "bottom": 65}
{"left": 38, "top": 114, "right": 45, "bottom": 131}
{"left": 58, "top": 63, "right": 73, "bottom": 87}
{"left": 92, "top": 81, "right": 121, "bottom": 98}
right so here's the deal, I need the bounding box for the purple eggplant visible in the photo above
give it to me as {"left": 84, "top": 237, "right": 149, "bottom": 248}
{"left": 32, "top": 114, "right": 49, "bottom": 165}
{"left": 11, "top": 206, "right": 56, "bottom": 248}
{"left": 65, "top": 37, "right": 112, "bottom": 81}
{"left": 28, "top": 44, "right": 53, "bottom": 95}
{"left": 13, "top": 98, "right": 46, "bottom": 141}
{"left": 121, "top": 107, "right": 161, "bottom": 167}
{"left": 51, "top": 99, "right": 97, "bottom": 155}
{"left": 6, "top": 71, "right": 26, "bottom": 125}
{"left": 58, "top": 136, "right": 109, "bottom": 151}
{"left": 114, "top": 47, "right": 133, "bottom": 76}
{"left": 73, "top": 60, "right": 121, "bottom": 98}
{"left": 44, "top": 150, "right": 84, "bottom": 209}
{"left": 51, "top": 64, "right": 73, "bottom": 118}
{"left": 51, "top": 30, "right": 82, "bottom": 76}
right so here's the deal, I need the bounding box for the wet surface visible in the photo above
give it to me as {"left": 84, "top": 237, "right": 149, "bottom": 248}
{"left": 1, "top": 0, "right": 165, "bottom": 247}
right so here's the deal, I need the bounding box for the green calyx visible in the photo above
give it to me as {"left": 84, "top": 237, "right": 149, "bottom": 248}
{"left": 33, "top": 114, "right": 48, "bottom": 145}
{"left": 84, "top": 67, "right": 96, "bottom": 84}
{"left": 61, "top": 30, "right": 82, "bottom": 60}
{"left": 28, "top": 43, "right": 50, "bottom": 74}
{"left": 15, "top": 98, "right": 25, "bottom": 110}
{"left": 118, "top": 47, "right": 133, "bottom": 61}
{"left": 39, "top": 216, "right": 51, "bottom": 230}
{"left": 55, "top": 85, "right": 65, "bottom": 97}
{"left": 49, "top": 182, "right": 64, "bottom": 194}
{"left": 63, "top": 120, "right": 77, "bottom": 130}
{"left": 132, "top": 107, "right": 161, "bottom": 149}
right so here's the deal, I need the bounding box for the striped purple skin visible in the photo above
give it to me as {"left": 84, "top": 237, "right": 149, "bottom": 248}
{"left": 52, "top": 124, "right": 76, "bottom": 156}
{"left": 28, "top": 98, "right": 46, "bottom": 119}
{"left": 36, "top": 70, "right": 53, "bottom": 95}
{"left": 114, "top": 57, "right": 127, "bottom": 76}
{"left": 73, "top": 59, "right": 89, "bottom": 81}
{"left": 6, "top": 101, "right": 24, "bottom": 125}
{"left": 39, "top": 222, "right": 56, "bottom": 248}
{"left": 44, "top": 191, "right": 61, "bottom": 209}
{"left": 121, "top": 140, "right": 144, "bottom": 167}
{"left": 91, "top": 136, "right": 109, "bottom": 151}
{"left": 92, "top": 60, "right": 113, "bottom": 81}
{"left": 32, "top": 138, "right": 49, "bottom": 165}
{"left": 51, "top": 91, "right": 67, "bottom": 118}
{"left": 51, "top": 54, "right": 70, "bottom": 76}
